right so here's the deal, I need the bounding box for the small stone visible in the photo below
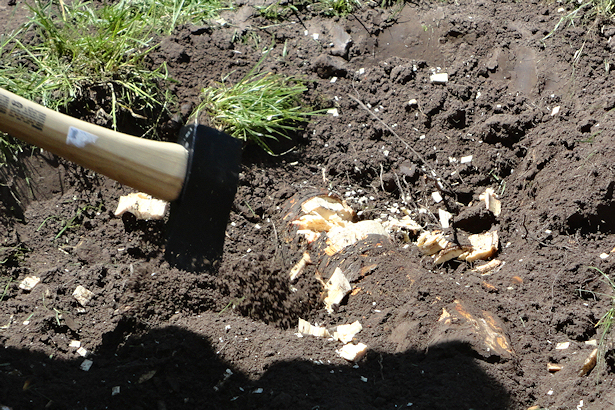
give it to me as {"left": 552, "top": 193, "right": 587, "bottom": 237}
{"left": 330, "top": 24, "right": 352, "bottom": 59}
{"left": 111, "top": 386, "right": 120, "bottom": 396}
{"left": 312, "top": 54, "right": 348, "bottom": 79}
{"left": 555, "top": 341, "right": 570, "bottom": 350}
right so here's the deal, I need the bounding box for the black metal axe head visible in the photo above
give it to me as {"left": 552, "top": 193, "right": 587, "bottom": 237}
{"left": 165, "top": 124, "right": 242, "bottom": 272}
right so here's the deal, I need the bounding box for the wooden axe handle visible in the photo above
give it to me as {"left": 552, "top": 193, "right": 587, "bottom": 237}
{"left": 0, "top": 87, "right": 188, "bottom": 201}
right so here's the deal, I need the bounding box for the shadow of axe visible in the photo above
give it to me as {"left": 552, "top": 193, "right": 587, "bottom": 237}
{"left": 0, "top": 87, "right": 242, "bottom": 272}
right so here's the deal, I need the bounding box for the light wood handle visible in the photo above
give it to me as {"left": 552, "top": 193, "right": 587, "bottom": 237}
{"left": 0, "top": 88, "right": 188, "bottom": 201}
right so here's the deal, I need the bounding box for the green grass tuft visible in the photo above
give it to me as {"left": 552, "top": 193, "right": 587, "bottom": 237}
{"left": 589, "top": 268, "right": 615, "bottom": 344}
{"left": 0, "top": 0, "right": 229, "bottom": 138}
{"left": 256, "top": 1, "right": 298, "bottom": 21}
{"left": 195, "top": 54, "right": 323, "bottom": 155}
{"left": 313, "top": 0, "right": 362, "bottom": 16}
{"left": 544, "top": 0, "right": 615, "bottom": 41}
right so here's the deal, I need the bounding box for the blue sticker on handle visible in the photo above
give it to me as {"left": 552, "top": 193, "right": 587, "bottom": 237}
{"left": 66, "top": 126, "right": 98, "bottom": 148}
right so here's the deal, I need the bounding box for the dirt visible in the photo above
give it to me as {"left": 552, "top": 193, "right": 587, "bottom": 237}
{"left": 2, "top": 0, "right": 615, "bottom": 409}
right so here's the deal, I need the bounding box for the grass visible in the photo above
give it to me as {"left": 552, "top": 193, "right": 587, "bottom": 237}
{"left": 313, "top": 0, "right": 362, "bottom": 16}
{"left": 0, "top": 0, "right": 229, "bottom": 140}
{"left": 256, "top": 1, "right": 298, "bottom": 21}
{"left": 587, "top": 268, "right": 615, "bottom": 344}
{"left": 194, "top": 53, "right": 323, "bottom": 155}
{"left": 0, "top": 134, "right": 26, "bottom": 166}
{"left": 580, "top": 267, "right": 615, "bottom": 374}
{"left": 36, "top": 203, "right": 102, "bottom": 240}
{"left": 585, "top": 0, "right": 615, "bottom": 18}
{"left": 0, "top": 278, "right": 12, "bottom": 303}
{"left": 543, "top": 0, "right": 615, "bottom": 41}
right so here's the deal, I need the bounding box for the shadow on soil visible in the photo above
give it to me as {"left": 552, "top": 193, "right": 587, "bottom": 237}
{"left": 1, "top": 324, "right": 515, "bottom": 410}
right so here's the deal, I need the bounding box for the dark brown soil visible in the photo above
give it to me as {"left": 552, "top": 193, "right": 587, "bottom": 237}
{"left": 2, "top": 1, "right": 615, "bottom": 409}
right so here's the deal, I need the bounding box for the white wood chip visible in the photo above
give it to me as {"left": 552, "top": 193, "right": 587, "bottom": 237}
{"left": 332, "top": 321, "right": 362, "bottom": 344}
{"left": 327, "top": 108, "right": 339, "bottom": 117}
{"left": 80, "top": 359, "right": 93, "bottom": 371}
{"left": 430, "top": 73, "right": 449, "bottom": 83}
{"left": 298, "top": 318, "right": 331, "bottom": 338}
{"left": 438, "top": 209, "right": 452, "bottom": 229}
{"left": 324, "top": 268, "right": 351, "bottom": 313}
{"left": 337, "top": 343, "right": 368, "bottom": 361}
{"left": 114, "top": 192, "right": 168, "bottom": 220}
{"left": 19, "top": 276, "right": 40, "bottom": 291}
{"left": 73, "top": 285, "right": 94, "bottom": 307}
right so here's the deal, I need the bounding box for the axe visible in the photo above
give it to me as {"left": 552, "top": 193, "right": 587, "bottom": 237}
{"left": 0, "top": 87, "right": 242, "bottom": 272}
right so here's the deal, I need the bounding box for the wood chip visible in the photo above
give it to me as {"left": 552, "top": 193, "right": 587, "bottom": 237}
{"left": 289, "top": 252, "right": 312, "bottom": 281}
{"left": 80, "top": 359, "right": 93, "bottom": 371}
{"left": 430, "top": 73, "right": 449, "bottom": 84}
{"left": 547, "top": 362, "right": 562, "bottom": 373}
{"left": 323, "top": 268, "right": 351, "bottom": 313}
{"left": 417, "top": 231, "right": 449, "bottom": 255}
{"left": 138, "top": 370, "right": 157, "bottom": 384}
{"left": 73, "top": 285, "right": 94, "bottom": 307}
{"left": 298, "top": 318, "right": 331, "bottom": 338}
{"left": 579, "top": 348, "right": 598, "bottom": 376}
{"left": 337, "top": 343, "right": 368, "bottom": 361}
{"left": 114, "top": 192, "right": 168, "bottom": 220}
{"left": 18, "top": 276, "right": 40, "bottom": 291}
{"left": 385, "top": 215, "right": 422, "bottom": 234}
{"left": 325, "top": 220, "right": 388, "bottom": 255}
{"left": 479, "top": 188, "right": 501, "bottom": 217}
{"left": 433, "top": 243, "right": 471, "bottom": 264}
{"left": 459, "top": 231, "right": 499, "bottom": 262}
{"left": 438, "top": 209, "right": 452, "bottom": 229}
{"left": 300, "top": 195, "right": 355, "bottom": 222}
{"left": 332, "top": 321, "right": 362, "bottom": 344}
{"left": 473, "top": 259, "right": 503, "bottom": 275}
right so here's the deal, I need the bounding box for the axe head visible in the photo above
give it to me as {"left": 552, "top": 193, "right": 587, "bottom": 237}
{"left": 165, "top": 124, "right": 242, "bottom": 272}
